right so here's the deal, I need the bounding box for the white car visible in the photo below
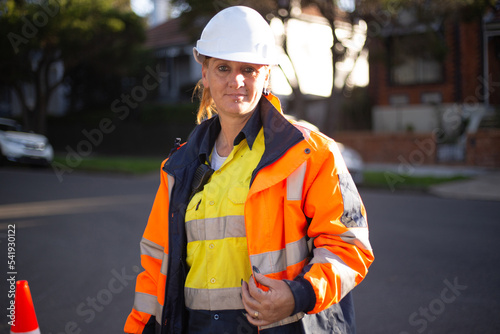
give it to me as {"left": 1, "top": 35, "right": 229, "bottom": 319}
{"left": 0, "top": 118, "right": 54, "bottom": 166}
{"left": 336, "top": 142, "right": 364, "bottom": 185}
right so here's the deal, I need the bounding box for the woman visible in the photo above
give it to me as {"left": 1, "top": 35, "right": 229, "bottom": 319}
{"left": 124, "top": 6, "right": 373, "bottom": 334}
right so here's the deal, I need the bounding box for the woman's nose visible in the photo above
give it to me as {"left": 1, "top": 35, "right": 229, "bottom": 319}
{"left": 229, "top": 72, "right": 245, "bottom": 88}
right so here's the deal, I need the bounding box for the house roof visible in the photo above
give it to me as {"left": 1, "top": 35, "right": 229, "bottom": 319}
{"left": 145, "top": 17, "right": 191, "bottom": 49}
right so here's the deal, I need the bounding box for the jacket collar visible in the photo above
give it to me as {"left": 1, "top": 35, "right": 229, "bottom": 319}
{"left": 197, "top": 104, "right": 263, "bottom": 165}
{"left": 252, "top": 96, "right": 304, "bottom": 184}
{"left": 163, "top": 95, "right": 305, "bottom": 178}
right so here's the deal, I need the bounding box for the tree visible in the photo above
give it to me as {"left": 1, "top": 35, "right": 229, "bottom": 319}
{"left": 0, "top": 0, "right": 147, "bottom": 134}
{"left": 299, "top": 0, "right": 365, "bottom": 133}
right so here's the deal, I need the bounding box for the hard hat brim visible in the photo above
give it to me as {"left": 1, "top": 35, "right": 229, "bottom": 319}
{"left": 193, "top": 47, "right": 277, "bottom": 66}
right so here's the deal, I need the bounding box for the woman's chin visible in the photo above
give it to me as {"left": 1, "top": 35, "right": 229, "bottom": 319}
{"left": 218, "top": 102, "right": 255, "bottom": 117}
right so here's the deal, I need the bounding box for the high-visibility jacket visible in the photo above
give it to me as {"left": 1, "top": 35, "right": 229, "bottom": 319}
{"left": 124, "top": 94, "right": 374, "bottom": 334}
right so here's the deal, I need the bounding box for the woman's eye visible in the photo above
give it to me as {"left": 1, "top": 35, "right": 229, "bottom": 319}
{"left": 244, "top": 67, "right": 256, "bottom": 74}
{"left": 217, "top": 66, "right": 229, "bottom": 72}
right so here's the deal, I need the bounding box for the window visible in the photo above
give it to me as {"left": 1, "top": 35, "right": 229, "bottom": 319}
{"left": 388, "top": 33, "right": 445, "bottom": 85}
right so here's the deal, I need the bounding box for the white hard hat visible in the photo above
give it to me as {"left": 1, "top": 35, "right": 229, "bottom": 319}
{"left": 193, "top": 6, "right": 277, "bottom": 65}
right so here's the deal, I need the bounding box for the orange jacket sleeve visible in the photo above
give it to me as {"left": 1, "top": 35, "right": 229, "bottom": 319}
{"left": 124, "top": 160, "right": 171, "bottom": 333}
{"left": 302, "top": 140, "right": 374, "bottom": 314}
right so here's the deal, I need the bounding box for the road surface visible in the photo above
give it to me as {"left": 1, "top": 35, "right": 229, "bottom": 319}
{"left": 0, "top": 167, "right": 499, "bottom": 333}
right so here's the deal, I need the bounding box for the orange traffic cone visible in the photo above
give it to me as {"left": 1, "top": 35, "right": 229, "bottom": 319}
{"left": 10, "top": 280, "right": 41, "bottom": 334}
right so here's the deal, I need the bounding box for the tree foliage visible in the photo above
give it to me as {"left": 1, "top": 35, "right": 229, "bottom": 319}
{"left": 0, "top": 0, "right": 147, "bottom": 133}
{"left": 358, "top": 0, "right": 497, "bottom": 22}
{"left": 171, "top": 0, "right": 277, "bottom": 42}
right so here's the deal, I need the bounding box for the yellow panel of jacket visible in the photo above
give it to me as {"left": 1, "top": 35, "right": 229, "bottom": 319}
{"left": 184, "top": 127, "right": 266, "bottom": 311}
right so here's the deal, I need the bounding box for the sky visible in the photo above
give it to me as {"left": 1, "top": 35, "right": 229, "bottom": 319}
{"left": 131, "top": 0, "right": 154, "bottom": 17}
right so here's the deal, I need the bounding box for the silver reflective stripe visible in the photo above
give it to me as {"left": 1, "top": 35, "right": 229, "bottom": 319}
{"left": 160, "top": 252, "right": 169, "bottom": 275}
{"left": 250, "top": 236, "right": 309, "bottom": 274}
{"left": 307, "top": 236, "right": 315, "bottom": 253}
{"left": 259, "top": 312, "right": 305, "bottom": 330}
{"left": 140, "top": 237, "right": 163, "bottom": 260}
{"left": 185, "top": 287, "right": 244, "bottom": 310}
{"left": 338, "top": 173, "right": 367, "bottom": 228}
{"left": 134, "top": 291, "right": 158, "bottom": 315}
{"left": 185, "top": 216, "right": 246, "bottom": 242}
{"left": 340, "top": 228, "right": 372, "bottom": 251}
{"left": 309, "top": 247, "right": 357, "bottom": 299}
{"left": 15, "top": 328, "right": 40, "bottom": 334}
{"left": 155, "top": 302, "right": 163, "bottom": 322}
{"left": 287, "top": 162, "right": 307, "bottom": 201}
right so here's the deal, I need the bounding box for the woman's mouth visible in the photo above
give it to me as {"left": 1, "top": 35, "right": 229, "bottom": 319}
{"left": 227, "top": 94, "right": 245, "bottom": 102}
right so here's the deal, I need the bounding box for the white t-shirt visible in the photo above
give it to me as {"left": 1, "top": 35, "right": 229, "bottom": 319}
{"left": 211, "top": 144, "right": 227, "bottom": 171}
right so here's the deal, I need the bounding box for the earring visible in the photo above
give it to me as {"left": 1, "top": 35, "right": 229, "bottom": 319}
{"left": 263, "top": 88, "right": 270, "bottom": 96}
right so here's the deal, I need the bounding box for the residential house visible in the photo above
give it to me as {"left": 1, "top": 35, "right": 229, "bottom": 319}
{"left": 366, "top": 4, "right": 500, "bottom": 163}
{"left": 144, "top": 17, "right": 201, "bottom": 103}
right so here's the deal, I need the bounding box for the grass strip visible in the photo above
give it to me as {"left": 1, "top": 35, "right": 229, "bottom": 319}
{"left": 53, "top": 156, "right": 472, "bottom": 189}
{"left": 362, "top": 171, "right": 470, "bottom": 190}
{"left": 53, "top": 155, "right": 162, "bottom": 174}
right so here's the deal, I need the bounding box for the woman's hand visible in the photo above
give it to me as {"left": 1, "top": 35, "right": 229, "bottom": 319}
{"left": 241, "top": 272, "right": 295, "bottom": 327}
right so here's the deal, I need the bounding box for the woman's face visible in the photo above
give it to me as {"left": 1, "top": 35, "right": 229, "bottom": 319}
{"left": 202, "top": 58, "right": 270, "bottom": 120}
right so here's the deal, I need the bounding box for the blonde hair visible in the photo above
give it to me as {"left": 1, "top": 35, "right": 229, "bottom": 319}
{"left": 193, "top": 58, "right": 216, "bottom": 124}
{"left": 193, "top": 81, "right": 216, "bottom": 125}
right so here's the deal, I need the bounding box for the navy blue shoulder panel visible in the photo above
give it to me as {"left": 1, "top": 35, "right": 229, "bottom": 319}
{"left": 251, "top": 97, "right": 305, "bottom": 184}
{"left": 163, "top": 116, "right": 218, "bottom": 175}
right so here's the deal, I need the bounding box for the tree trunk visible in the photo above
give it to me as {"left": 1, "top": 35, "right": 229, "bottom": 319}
{"left": 325, "top": 88, "right": 344, "bottom": 135}
{"left": 288, "top": 86, "right": 307, "bottom": 120}
{"left": 324, "top": 18, "right": 344, "bottom": 136}
{"left": 21, "top": 55, "right": 62, "bottom": 135}
{"left": 13, "top": 83, "right": 31, "bottom": 131}
{"left": 36, "top": 90, "right": 48, "bottom": 135}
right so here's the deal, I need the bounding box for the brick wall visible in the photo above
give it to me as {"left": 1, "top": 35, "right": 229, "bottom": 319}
{"left": 368, "top": 19, "right": 483, "bottom": 106}
{"left": 333, "top": 130, "right": 500, "bottom": 168}
{"left": 459, "top": 20, "right": 483, "bottom": 102}
{"left": 333, "top": 132, "right": 437, "bottom": 165}
{"left": 466, "top": 129, "right": 500, "bottom": 167}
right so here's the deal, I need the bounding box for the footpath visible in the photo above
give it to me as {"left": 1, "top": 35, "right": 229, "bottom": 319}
{"left": 364, "top": 163, "right": 500, "bottom": 201}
